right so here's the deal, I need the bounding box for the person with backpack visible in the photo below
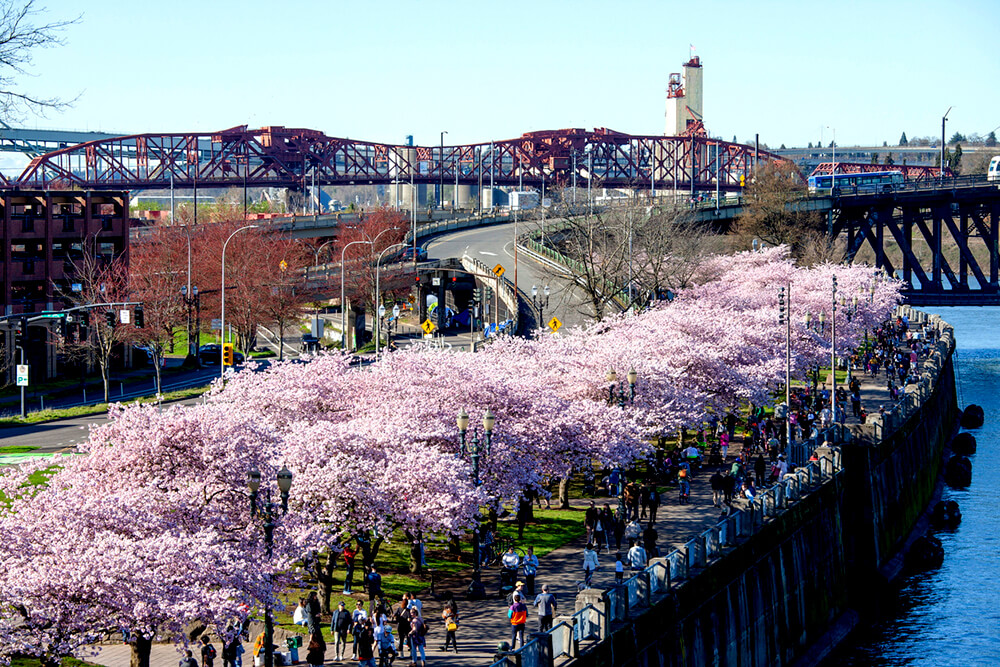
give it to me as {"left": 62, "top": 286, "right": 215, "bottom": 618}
{"left": 408, "top": 608, "right": 427, "bottom": 667}
{"left": 508, "top": 592, "right": 528, "bottom": 650}
{"left": 200, "top": 635, "right": 217, "bottom": 667}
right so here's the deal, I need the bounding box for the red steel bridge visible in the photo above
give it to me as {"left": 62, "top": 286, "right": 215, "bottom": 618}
{"left": 11, "top": 125, "right": 781, "bottom": 192}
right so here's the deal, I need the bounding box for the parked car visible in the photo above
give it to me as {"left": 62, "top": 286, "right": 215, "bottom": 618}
{"left": 199, "top": 344, "right": 245, "bottom": 365}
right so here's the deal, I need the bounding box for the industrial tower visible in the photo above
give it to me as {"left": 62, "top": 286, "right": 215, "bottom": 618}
{"left": 665, "top": 56, "right": 704, "bottom": 136}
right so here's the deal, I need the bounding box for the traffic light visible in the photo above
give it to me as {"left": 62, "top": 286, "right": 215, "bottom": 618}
{"left": 105, "top": 310, "right": 115, "bottom": 328}
{"left": 13, "top": 317, "right": 26, "bottom": 349}
{"left": 80, "top": 310, "right": 90, "bottom": 328}
{"left": 740, "top": 174, "right": 746, "bottom": 187}
{"left": 222, "top": 343, "right": 234, "bottom": 366}
{"left": 134, "top": 306, "right": 144, "bottom": 329}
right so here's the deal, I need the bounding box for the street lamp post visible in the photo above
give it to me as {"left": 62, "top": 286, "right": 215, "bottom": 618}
{"left": 220, "top": 225, "right": 259, "bottom": 379}
{"left": 375, "top": 243, "right": 407, "bottom": 361}
{"left": 439, "top": 131, "right": 448, "bottom": 208}
{"left": 778, "top": 286, "right": 792, "bottom": 455}
{"left": 457, "top": 408, "right": 494, "bottom": 576}
{"left": 180, "top": 285, "right": 200, "bottom": 368}
{"left": 311, "top": 240, "right": 336, "bottom": 337}
{"left": 941, "top": 106, "right": 953, "bottom": 180}
{"left": 826, "top": 126, "right": 836, "bottom": 196}
{"left": 531, "top": 285, "right": 550, "bottom": 331}
{"left": 339, "top": 228, "right": 396, "bottom": 351}
{"left": 606, "top": 368, "right": 638, "bottom": 407}
{"left": 831, "top": 275, "right": 838, "bottom": 431}
{"left": 247, "top": 466, "right": 294, "bottom": 667}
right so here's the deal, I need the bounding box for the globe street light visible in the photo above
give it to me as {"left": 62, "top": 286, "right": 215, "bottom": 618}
{"left": 531, "top": 285, "right": 550, "bottom": 331}
{"left": 247, "top": 465, "right": 293, "bottom": 667}
{"left": 457, "top": 408, "right": 494, "bottom": 576}
{"left": 220, "top": 225, "right": 259, "bottom": 379}
{"left": 606, "top": 368, "right": 638, "bottom": 407}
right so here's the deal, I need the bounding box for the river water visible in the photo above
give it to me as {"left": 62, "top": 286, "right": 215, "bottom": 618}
{"left": 835, "top": 306, "right": 1000, "bottom": 665}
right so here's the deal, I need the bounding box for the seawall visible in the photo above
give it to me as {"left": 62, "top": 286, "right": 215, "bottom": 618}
{"left": 564, "top": 310, "right": 958, "bottom": 667}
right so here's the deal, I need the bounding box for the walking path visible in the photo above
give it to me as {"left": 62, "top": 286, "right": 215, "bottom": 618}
{"left": 84, "top": 341, "right": 914, "bottom": 667}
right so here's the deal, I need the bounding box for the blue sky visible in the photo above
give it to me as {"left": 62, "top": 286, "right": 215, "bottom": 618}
{"left": 14, "top": 0, "right": 1000, "bottom": 149}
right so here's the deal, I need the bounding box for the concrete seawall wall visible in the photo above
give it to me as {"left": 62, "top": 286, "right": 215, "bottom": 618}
{"left": 569, "top": 314, "right": 957, "bottom": 667}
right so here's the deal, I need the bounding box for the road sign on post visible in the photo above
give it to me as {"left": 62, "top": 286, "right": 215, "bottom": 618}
{"left": 492, "top": 264, "right": 505, "bottom": 277}
{"left": 119, "top": 309, "right": 131, "bottom": 325}
{"left": 15, "top": 365, "right": 28, "bottom": 386}
{"left": 547, "top": 317, "right": 562, "bottom": 332}
{"left": 421, "top": 319, "right": 436, "bottom": 335}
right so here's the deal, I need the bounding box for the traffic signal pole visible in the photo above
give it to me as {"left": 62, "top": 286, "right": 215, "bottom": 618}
{"left": 17, "top": 344, "right": 25, "bottom": 418}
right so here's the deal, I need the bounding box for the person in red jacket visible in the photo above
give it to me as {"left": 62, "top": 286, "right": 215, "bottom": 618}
{"left": 342, "top": 541, "right": 357, "bottom": 594}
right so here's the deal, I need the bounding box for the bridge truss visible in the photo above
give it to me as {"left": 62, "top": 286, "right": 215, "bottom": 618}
{"left": 835, "top": 183, "right": 1000, "bottom": 305}
{"left": 12, "top": 125, "right": 782, "bottom": 192}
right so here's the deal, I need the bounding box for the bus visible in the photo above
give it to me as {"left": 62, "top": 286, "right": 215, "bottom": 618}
{"left": 988, "top": 156, "right": 1000, "bottom": 183}
{"left": 808, "top": 170, "right": 905, "bottom": 195}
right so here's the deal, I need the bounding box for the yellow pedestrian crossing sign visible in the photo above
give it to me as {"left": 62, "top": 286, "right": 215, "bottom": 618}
{"left": 492, "top": 264, "right": 505, "bottom": 277}
{"left": 547, "top": 317, "right": 562, "bottom": 332}
{"left": 421, "top": 319, "right": 436, "bottom": 334}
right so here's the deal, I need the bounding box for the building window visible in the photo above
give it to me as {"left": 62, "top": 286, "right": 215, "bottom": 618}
{"left": 62, "top": 217, "right": 74, "bottom": 232}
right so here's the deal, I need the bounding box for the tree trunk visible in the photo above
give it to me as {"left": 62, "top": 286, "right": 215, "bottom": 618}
{"left": 101, "top": 362, "right": 110, "bottom": 402}
{"left": 153, "top": 354, "right": 162, "bottom": 394}
{"left": 558, "top": 476, "right": 571, "bottom": 509}
{"left": 312, "top": 552, "right": 336, "bottom": 615}
{"left": 130, "top": 634, "right": 152, "bottom": 667}
{"left": 448, "top": 534, "right": 462, "bottom": 556}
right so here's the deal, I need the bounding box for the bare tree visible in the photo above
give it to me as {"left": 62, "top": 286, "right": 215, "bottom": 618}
{"left": 531, "top": 204, "right": 630, "bottom": 322}
{"left": 59, "top": 245, "right": 134, "bottom": 403}
{"left": 630, "top": 206, "right": 721, "bottom": 300}
{"left": 0, "top": 0, "right": 80, "bottom": 120}
{"left": 736, "top": 161, "right": 826, "bottom": 257}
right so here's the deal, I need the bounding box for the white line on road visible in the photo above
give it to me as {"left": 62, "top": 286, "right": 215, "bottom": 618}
{"left": 478, "top": 251, "right": 497, "bottom": 256}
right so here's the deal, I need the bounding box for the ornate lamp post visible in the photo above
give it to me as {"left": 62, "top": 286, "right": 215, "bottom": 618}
{"left": 606, "top": 368, "right": 638, "bottom": 407}
{"left": 457, "top": 408, "right": 494, "bottom": 577}
{"left": 531, "top": 285, "right": 550, "bottom": 330}
{"left": 778, "top": 286, "right": 792, "bottom": 452}
{"left": 247, "top": 466, "right": 293, "bottom": 667}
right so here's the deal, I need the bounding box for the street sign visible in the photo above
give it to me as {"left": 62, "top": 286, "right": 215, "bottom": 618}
{"left": 432, "top": 276, "right": 441, "bottom": 287}
{"left": 492, "top": 263, "right": 505, "bottom": 277}
{"left": 547, "top": 317, "right": 562, "bottom": 332}
{"left": 211, "top": 318, "right": 222, "bottom": 331}
{"left": 378, "top": 305, "right": 386, "bottom": 318}
{"left": 15, "top": 365, "right": 28, "bottom": 387}
{"left": 392, "top": 305, "right": 400, "bottom": 318}
{"left": 119, "top": 309, "right": 131, "bottom": 325}
{"left": 421, "top": 319, "right": 436, "bottom": 334}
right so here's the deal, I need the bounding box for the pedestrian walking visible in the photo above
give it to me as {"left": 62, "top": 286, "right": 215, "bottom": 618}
{"left": 582, "top": 543, "right": 599, "bottom": 587}
{"left": 533, "top": 585, "right": 558, "bottom": 632}
{"left": 440, "top": 593, "right": 459, "bottom": 653}
{"left": 508, "top": 592, "right": 528, "bottom": 650}
{"left": 710, "top": 470, "right": 725, "bottom": 507}
{"left": 355, "top": 619, "right": 376, "bottom": 667}
{"left": 521, "top": 546, "right": 539, "bottom": 595}
{"left": 180, "top": 650, "right": 198, "bottom": 667}
{"left": 408, "top": 609, "right": 427, "bottom": 667}
{"left": 200, "top": 635, "right": 216, "bottom": 667}
{"left": 331, "top": 601, "right": 351, "bottom": 662}
{"left": 392, "top": 595, "right": 411, "bottom": 660}
{"left": 351, "top": 600, "right": 368, "bottom": 659}
{"left": 627, "top": 540, "right": 647, "bottom": 571}
{"left": 221, "top": 628, "right": 239, "bottom": 667}
{"left": 365, "top": 566, "right": 383, "bottom": 615}
{"left": 647, "top": 485, "right": 661, "bottom": 524}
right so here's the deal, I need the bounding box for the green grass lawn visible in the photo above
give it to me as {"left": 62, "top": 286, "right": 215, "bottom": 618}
{"left": 0, "top": 385, "right": 212, "bottom": 427}
{"left": 0, "top": 445, "right": 39, "bottom": 454}
{"left": 10, "top": 657, "right": 96, "bottom": 667}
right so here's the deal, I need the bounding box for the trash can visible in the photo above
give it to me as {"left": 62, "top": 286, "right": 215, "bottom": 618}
{"left": 285, "top": 637, "right": 302, "bottom": 664}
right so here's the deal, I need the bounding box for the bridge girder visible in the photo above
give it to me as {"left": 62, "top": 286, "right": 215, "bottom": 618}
{"left": 834, "top": 185, "right": 1000, "bottom": 305}
{"left": 11, "top": 125, "right": 784, "bottom": 193}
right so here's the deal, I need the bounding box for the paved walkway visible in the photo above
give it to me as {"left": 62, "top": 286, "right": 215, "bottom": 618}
{"left": 83, "top": 343, "right": 915, "bottom": 667}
